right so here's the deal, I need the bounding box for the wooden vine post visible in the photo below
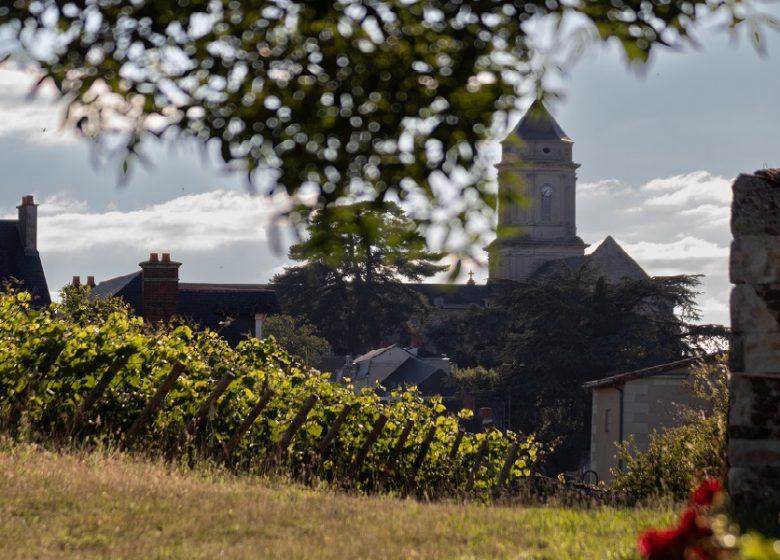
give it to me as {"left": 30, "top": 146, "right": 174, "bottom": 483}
{"left": 315, "top": 403, "right": 353, "bottom": 456}
{"left": 219, "top": 387, "right": 275, "bottom": 463}
{"left": 493, "top": 441, "right": 519, "bottom": 498}
{"left": 411, "top": 423, "right": 437, "bottom": 478}
{"left": 464, "top": 438, "right": 489, "bottom": 495}
{"left": 262, "top": 394, "right": 319, "bottom": 472}
{"left": 166, "top": 370, "right": 236, "bottom": 461}
{"left": 70, "top": 355, "right": 130, "bottom": 434}
{"left": 449, "top": 430, "right": 465, "bottom": 461}
{"left": 384, "top": 419, "right": 415, "bottom": 474}
{"left": 278, "top": 394, "right": 319, "bottom": 450}
{"left": 121, "top": 363, "right": 185, "bottom": 450}
{"left": 350, "top": 414, "right": 388, "bottom": 479}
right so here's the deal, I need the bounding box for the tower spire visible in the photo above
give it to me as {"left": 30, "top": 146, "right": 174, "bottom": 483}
{"left": 513, "top": 100, "right": 571, "bottom": 142}
{"left": 486, "top": 102, "right": 586, "bottom": 281}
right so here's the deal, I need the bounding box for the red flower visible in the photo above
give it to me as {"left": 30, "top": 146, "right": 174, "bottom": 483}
{"left": 677, "top": 508, "right": 713, "bottom": 540}
{"left": 638, "top": 526, "right": 688, "bottom": 560}
{"left": 637, "top": 508, "right": 713, "bottom": 560}
{"left": 691, "top": 478, "right": 723, "bottom": 507}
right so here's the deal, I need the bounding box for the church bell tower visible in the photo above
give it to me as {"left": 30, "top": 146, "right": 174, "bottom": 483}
{"left": 487, "top": 101, "right": 587, "bottom": 281}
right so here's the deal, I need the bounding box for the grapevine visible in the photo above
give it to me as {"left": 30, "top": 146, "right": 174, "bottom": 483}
{"left": 0, "top": 288, "right": 548, "bottom": 499}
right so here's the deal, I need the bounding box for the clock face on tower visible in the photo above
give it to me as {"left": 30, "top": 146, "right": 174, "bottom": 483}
{"left": 541, "top": 184, "right": 553, "bottom": 222}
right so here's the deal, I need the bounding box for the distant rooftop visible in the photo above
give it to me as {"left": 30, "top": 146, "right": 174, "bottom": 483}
{"left": 583, "top": 353, "right": 723, "bottom": 390}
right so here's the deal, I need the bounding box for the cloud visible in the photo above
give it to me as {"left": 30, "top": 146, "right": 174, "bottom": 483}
{"left": 678, "top": 204, "right": 730, "bottom": 229}
{"left": 642, "top": 171, "right": 732, "bottom": 207}
{"left": 37, "top": 190, "right": 290, "bottom": 253}
{"left": 577, "top": 171, "right": 733, "bottom": 325}
{"left": 0, "top": 67, "right": 75, "bottom": 145}
{"left": 620, "top": 236, "right": 729, "bottom": 263}
{"left": 577, "top": 179, "right": 623, "bottom": 196}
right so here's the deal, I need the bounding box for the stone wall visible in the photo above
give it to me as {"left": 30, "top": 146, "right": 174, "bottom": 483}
{"left": 728, "top": 170, "right": 780, "bottom": 522}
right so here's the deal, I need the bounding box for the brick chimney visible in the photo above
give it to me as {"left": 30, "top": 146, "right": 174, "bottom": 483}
{"left": 72, "top": 276, "right": 81, "bottom": 286}
{"left": 86, "top": 276, "right": 95, "bottom": 288}
{"left": 17, "top": 195, "right": 38, "bottom": 255}
{"left": 139, "top": 252, "right": 181, "bottom": 323}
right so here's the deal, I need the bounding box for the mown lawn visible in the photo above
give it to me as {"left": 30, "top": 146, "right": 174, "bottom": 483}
{"left": 0, "top": 445, "right": 676, "bottom": 559}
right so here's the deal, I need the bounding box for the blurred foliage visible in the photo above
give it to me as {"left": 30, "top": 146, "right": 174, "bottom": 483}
{"left": 613, "top": 357, "right": 729, "bottom": 500}
{"left": 272, "top": 202, "right": 446, "bottom": 354}
{"left": 0, "top": 0, "right": 770, "bottom": 253}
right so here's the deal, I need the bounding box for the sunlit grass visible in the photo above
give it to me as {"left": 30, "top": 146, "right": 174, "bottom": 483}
{"left": 0, "top": 444, "right": 677, "bottom": 559}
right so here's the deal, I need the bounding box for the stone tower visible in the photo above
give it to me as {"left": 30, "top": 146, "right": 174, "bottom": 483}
{"left": 487, "top": 101, "right": 587, "bottom": 281}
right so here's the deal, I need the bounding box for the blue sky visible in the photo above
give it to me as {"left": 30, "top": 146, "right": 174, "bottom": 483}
{"left": 0, "top": 8, "right": 779, "bottom": 326}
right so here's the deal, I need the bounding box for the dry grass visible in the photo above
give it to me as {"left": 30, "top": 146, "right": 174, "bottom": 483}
{"left": 0, "top": 444, "right": 676, "bottom": 559}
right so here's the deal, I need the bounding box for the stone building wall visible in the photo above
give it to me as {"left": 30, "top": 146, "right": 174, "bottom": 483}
{"left": 728, "top": 170, "right": 780, "bottom": 522}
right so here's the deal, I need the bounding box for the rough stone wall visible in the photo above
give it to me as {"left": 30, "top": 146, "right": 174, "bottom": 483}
{"left": 728, "top": 170, "right": 780, "bottom": 520}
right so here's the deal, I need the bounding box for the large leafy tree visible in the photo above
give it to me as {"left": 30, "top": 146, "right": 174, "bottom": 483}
{"left": 262, "top": 314, "right": 331, "bottom": 366}
{"left": 426, "top": 267, "right": 727, "bottom": 472}
{"left": 272, "top": 201, "right": 447, "bottom": 354}
{"left": 0, "top": 0, "right": 765, "bottom": 250}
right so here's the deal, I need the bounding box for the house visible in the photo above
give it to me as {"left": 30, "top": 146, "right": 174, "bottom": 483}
{"left": 0, "top": 195, "right": 50, "bottom": 306}
{"left": 90, "top": 252, "right": 279, "bottom": 345}
{"left": 346, "top": 344, "right": 453, "bottom": 395}
{"left": 582, "top": 354, "right": 724, "bottom": 484}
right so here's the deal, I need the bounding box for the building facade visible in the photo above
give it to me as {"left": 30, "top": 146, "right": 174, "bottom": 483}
{"left": 583, "top": 355, "right": 722, "bottom": 484}
{"left": 487, "top": 100, "right": 588, "bottom": 281}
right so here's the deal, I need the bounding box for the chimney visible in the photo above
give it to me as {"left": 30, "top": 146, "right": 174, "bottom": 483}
{"left": 139, "top": 252, "right": 181, "bottom": 323}
{"left": 72, "top": 276, "right": 81, "bottom": 287}
{"left": 86, "top": 276, "right": 95, "bottom": 288}
{"left": 17, "top": 195, "right": 38, "bottom": 255}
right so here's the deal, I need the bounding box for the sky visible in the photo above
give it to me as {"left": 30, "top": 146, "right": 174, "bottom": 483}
{"left": 1, "top": 7, "right": 779, "bottom": 326}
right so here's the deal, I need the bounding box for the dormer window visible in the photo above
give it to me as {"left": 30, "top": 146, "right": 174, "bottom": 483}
{"left": 541, "top": 184, "right": 552, "bottom": 222}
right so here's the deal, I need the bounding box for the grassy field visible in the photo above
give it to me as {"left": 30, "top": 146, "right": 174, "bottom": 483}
{"left": 0, "top": 445, "right": 677, "bottom": 559}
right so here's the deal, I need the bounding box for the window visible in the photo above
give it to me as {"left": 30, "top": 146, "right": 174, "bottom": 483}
{"left": 541, "top": 184, "right": 552, "bottom": 222}
{"left": 604, "top": 409, "right": 612, "bottom": 433}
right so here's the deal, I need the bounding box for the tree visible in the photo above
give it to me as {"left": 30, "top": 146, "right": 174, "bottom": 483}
{"left": 272, "top": 201, "right": 447, "bottom": 355}
{"left": 262, "top": 314, "right": 331, "bottom": 366}
{"left": 425, "top": 267, "right": 727, "bottom": 472}
{"left": 0, "top": 1, "right": 765, "bottom": 250}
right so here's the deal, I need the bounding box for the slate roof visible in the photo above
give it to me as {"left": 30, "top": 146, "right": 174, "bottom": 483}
{"left": 351, "top": 348, "right": 454, "bottom": 396}
{"left": 90, "top": 271, "right": 143, "bottom": 310}
{"left": 513, "top": 100, "right": 572, "bottom": 142}
{"left": 582, "top": 353, "right": 722, "bottom": 390}
{"left": 583, "top": 236, "right": 649, "bottom": 282}
{"left": 177, "top": 285, "right": 279, "bottom": 322}
{"left": 531, "top": 236, "right": 648, "bottom": 282}
{"left": 0, "top": 220, "right": 50, "bottom": 306}
{"left": 382, "top": 357, "right": 440, "bottom": 387}
{"left": 91, "top": 273, "right": 279, "bottom": 345}
{"left": 176, "top": 286, "right": 278, "bottom": 344}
